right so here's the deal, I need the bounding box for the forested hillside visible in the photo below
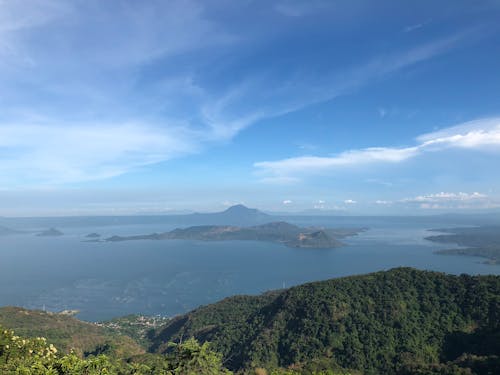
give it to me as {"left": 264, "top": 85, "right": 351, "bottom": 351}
{"left": 151, "top": 268, "right": 500, "bottom": 374}
{"left": 1, "top": 268, "right": 499, "bottom": 374}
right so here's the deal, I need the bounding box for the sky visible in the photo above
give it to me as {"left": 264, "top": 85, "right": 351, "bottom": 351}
{"left": 1, "top": 0, "right": 500, "bottom": 216}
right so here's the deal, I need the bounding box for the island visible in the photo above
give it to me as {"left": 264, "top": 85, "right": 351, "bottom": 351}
{"left": 36, "top": 228, "right": 64, "bottom": 237}
{"left": 425, "top": 226, "right": 500, "bottom": 264}
{"left": 105, "top": 221, "right": 365, "bottom": 249}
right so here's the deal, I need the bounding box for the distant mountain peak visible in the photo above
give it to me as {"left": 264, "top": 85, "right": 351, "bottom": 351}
{"left": 189, "top": 204, "right": 270, "bottom": 225}
{"left": 223, "top": 204, "right": 260, "bottom": 214}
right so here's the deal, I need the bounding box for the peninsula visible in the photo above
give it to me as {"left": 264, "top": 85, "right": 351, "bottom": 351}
{"left": 425, "top": 226, "right": 500, "bottom": 264}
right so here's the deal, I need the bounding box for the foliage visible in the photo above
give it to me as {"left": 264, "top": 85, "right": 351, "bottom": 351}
{"left": 0, "top": 327, "right": 232, "bottom": 374}
{"left": 1, "top": 268, "right": 499, "bottom": 374}
{"left": 151, "top": 268, "right": 500, "bottom": 374}
{"left": 97, "top": 315, "right": 170, "bottom": 348}
{"left": 0, "top": 307, "right": 143, "bottom": 358}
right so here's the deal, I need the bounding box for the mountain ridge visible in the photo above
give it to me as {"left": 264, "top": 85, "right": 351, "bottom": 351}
{"left": 149, "top": 267, "right": 500, "bottom": 373}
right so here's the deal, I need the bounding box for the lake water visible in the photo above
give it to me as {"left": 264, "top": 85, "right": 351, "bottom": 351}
{"left": 0, "top": 215, "right": 499, "bottom": 321}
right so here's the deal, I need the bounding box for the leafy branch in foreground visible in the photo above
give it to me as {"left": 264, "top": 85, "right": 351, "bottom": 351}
{"left": 0, "top": 327, "right": 231, "bottom": 375}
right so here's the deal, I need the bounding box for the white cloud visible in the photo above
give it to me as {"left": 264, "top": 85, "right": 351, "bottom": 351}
{"left": 282, "top": 199, "right": 293, "bottom": 205}
{"left": 312, "top": 200, "right": 327, "bottom": 209}
{"left": 344, "top": 199, "right": 357, "bottom": 204}
{"left": 400, "top": 192, "right": 500, "bottom": 210}
{"left": 0, "top": 122, "right": 197, "bottom": 185}
{"left": 403, "top": 192, "right": 488, "bottom": 203}
{"left": 0, "top": 1, "right": 482, "bottom": 186}
{"left": 403, "top": 19, "right": 431, "bottom": 33}
{"left": 404, "top": 23, "right": 424, "bottom": 33}
{"left": 417, "top": 118, "right": 500, "bottom": 150}
{"left": 255, "top": 117, "right": 500, "bottom": 179}
{"left": 255, "top": 147, "right": 420, "bottom": 176}
{"left": 375, "top": 200, "right": 392, "bottom": 205}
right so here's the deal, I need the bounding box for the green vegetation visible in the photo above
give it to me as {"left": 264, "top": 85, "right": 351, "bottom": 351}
{"left": 1, "top": 268, "right": 499, "bottom": 374}
{"left": 151, "top": 268, "right": 500, "bottom": 374}
{"left": 426, "top": 226, "right": 500, "bottom": 264}
{"left": 0, "top": 327, "right": 232, "bottom": 374}
{"left": 0, "top": 307, "right": 143, "bottom": 358}
{"left": 97, "top": 315, "right": 170, "bottom": 348}
{"left": 105, "top": 222, "right": 364, "bottom": 249}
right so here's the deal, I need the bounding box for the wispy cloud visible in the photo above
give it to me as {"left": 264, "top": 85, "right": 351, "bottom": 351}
{"left": 0, "top": 122, "right": 197, "bottom": 185}
{"left": 200, "top": 29, "right": 474, "bottom": 140}
{"left": 403, "top": 19, "right": 432, "bottom": 33}
{"left": 254, "top": 117, "right": 500, "bottom": 180}
{"left": 0, "top": 0, "right": 482, "bottom": 186}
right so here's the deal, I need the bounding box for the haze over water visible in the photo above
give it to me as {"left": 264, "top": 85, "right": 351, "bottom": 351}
{"left": 1, "top": 215, "right": 498, "bottom": 321}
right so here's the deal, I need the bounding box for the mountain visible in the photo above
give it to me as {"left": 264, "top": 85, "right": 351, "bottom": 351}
{"left": 150, "top": 268, "right": 500, "bottom": 374}
{"left": 188, "top": 204, "right": 272, "bottom": 225}
{"left": 0, "top": 306, "right": 143, "bottom": 357}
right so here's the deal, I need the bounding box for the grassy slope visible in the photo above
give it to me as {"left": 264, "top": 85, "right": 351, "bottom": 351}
{"left": 0, "top": 306, "right": 144, "bottom": 358}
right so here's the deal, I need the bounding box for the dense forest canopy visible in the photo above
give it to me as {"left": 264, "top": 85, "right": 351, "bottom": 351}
{"left": 151, "top": 268, "right": 500, "bottom": 374}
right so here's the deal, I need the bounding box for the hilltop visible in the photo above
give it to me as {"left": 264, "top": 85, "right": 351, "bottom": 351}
{"left": 188, "top": 204, "right": 272, "bottom": 225}
{"left": 0, "top": 306, "right": 143, "bottom": 358}
{"left": 150, "top": 268, "right": 500, "bottom": 374}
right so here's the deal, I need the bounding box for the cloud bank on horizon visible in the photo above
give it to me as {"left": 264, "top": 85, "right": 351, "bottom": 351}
{"left": 0, "top": 0, "right": 499, "bottom": 214}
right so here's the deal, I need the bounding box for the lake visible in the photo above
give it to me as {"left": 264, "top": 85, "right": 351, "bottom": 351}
{"left": 0, "top": 215, "right": 499, "bottom": 321}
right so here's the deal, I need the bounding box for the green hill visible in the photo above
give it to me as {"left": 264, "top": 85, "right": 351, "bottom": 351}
{"left": 1, "top": 268, "right": 499, "bottom": 374}
{"left": 0, "top": 306, "right": 144, "bottom": 358}
{"left": 150, "top": 268, "right": 500, "bottom": 374}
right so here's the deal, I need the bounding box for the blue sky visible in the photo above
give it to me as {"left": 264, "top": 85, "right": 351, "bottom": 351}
{"left": 1, "top": 0, "right": 500, "bottom": 216}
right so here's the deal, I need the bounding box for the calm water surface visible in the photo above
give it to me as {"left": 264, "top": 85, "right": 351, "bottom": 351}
{"left": 0, "top": 216, "right": 498, "bottom": 321}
